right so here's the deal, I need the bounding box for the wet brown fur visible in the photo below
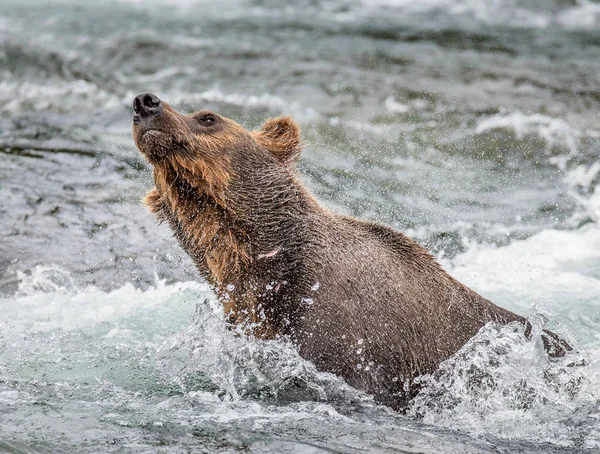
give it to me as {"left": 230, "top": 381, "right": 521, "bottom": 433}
{"left": 133, "top": 99, "right": 570, "bottom": 410}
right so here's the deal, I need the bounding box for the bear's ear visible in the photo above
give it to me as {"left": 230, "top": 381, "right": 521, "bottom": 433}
{"left": 253, "top": 116, "right": 303, "bottom": 164}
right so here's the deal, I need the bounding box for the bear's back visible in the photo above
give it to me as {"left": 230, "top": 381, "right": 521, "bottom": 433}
{"left": 294, "top": 214, "right": 523, "bottom": 409}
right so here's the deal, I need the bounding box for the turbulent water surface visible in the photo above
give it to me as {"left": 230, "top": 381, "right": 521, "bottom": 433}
{"left": 1, "top": 0, "right": 600, "bottom": 452}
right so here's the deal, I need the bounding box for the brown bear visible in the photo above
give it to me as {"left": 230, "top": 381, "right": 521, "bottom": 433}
{"left": 132, "top": 92, "right": 570, "bottom": 410}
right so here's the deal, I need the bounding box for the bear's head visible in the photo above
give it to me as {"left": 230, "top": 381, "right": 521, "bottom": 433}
{"left": 132, "top": 94, "right": 313, "bottom": 326}
{"left": 132, "top": 93, "right": 303, "bottom": 208}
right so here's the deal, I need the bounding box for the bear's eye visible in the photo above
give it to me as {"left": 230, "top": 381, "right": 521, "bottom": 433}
{"left": 197, "top": 114, "right": 216, "bottom": 126}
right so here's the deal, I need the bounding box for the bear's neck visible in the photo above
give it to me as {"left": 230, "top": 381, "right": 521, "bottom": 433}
{"left": 151, "top": 164, "right": 250, "bottom": 287}
{"left": 149, "top": 163, "right": 323, "bottom": 339}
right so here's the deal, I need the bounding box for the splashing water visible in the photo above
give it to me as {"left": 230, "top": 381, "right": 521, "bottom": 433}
{"left": 408, "top": 319, "right": 600, "bottom": 450}
{"left": 1, "top": 264, "right": 599, "bottom": 453}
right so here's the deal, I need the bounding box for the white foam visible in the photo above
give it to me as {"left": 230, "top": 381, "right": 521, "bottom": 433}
{"left": 156, "top": 297, "right": 365, "bottom": 406}
{"left": 354, "top": 0, "right": 551, "bottom": 28}
{"left": 565, "top": 162, "right": 600, "bottom": 191}
{"left": 475, "top": 111, "right": 580, "bottom": 156}
{"left": 328, "top": 116, "right": 399, "bottom": 136}
{"left": 1, "top": 265, "right": 364, "bottom": 408}
{"left": 445, "top": 224, "right": 600, "bottom": 343}
{"left": 0, "top": 79, "right": 122, "bottom": 114}
{"left": 569, "top": 185, "right": 600, "bottom": 224}
{"left": 565, "top": 162, "right": 600, "bottom": 224}
{"left": 126, "top": 65, "right": 197, "bottom": 84}
{"left": 557, "top": 0, "right": 600, "bottom": 30}
{"left": 384, "top": 96, "right": 409, "bottom": 114}
{"left": 475, "top": 111, "right": 600, "bottom": 224}
{"left": 409, "top": 321, "right": 600, "bottom": 449}
{"left": 356, "top": 0, "right": 597, "bottom": 29}
{"left": 1, "top": 265, "right": 207, "bottom": 334}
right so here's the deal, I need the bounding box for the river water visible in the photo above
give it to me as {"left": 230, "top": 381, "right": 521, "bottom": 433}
{"left": 1, "top": 0, "right": 599, "bottom": 452}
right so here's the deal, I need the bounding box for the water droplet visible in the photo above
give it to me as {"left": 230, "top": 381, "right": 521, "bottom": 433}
{"left": 311, "top": 282, "right": 320, "bottom": 291}
{"left": 226, "top": 284, "right": 235, "bottom": 291}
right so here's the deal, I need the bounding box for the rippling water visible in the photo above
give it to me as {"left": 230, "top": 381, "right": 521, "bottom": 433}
{"left": 1, "top": 0, "right": 599, "bottom": 452}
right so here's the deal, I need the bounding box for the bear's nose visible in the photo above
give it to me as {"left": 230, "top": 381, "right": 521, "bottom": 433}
{"left": 133, "top": 93, "right": 162, "bottom": 122}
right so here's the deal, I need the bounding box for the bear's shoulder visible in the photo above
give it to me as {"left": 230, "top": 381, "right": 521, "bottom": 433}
{"left": 335, "top": 215, "right": 437, "bottom": 263}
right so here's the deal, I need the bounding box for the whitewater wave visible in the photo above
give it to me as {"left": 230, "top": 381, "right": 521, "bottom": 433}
{"left": 475, "top": 111, "right": 582, "bottom": 158}
{"left": 356, "top": 0, "right": 599, "bottom": 30}
{"left": 46, "top": 0, "right": 597, "bottom": 32}
{"left": 1, "top": 248, "right": 599, "bottom": 451}
{"left": 557, "top": 0, "right": 600, "bottom": 30}
{"left": 445, "top": 223, "right": 600, "bottom": 343}
{"left": 0, "top": 79, "right": 122, "bottom": 114}
{"left": 474, "top": 110, "right": 600, "bottom": 225}
{"left": 0, "top": 265, "right": 365, "bottom": 408}
{"left": 408, "top": 320, "right": 600, "bottom": 449}
{"left": 2, "top": 265, "right": 201, "bottom": 334}
{"left": 157, "top": 299, "right": 368, "bottom": 407}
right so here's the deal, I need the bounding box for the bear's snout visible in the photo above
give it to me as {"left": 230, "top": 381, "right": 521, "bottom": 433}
{"left": 133, "top": 93, "right": 162, "bottom": 124}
